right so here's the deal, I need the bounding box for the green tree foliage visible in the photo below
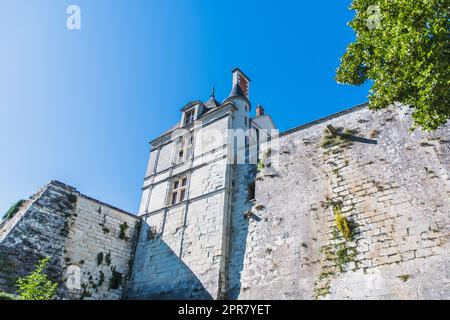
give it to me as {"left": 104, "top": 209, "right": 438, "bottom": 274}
{"left": 2, "top": 200, "right": 25, "bottom": 221}
{"left": 16, "top": 257, "right": 58, "bottom": 300}
{"left": 336, "top": 0, "right": 449, "bottom": 131}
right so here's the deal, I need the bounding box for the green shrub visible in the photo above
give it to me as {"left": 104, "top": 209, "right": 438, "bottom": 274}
{"left": 2, "top": 200, "right": 25, "bottom": 221}
{"left": 109, "top": 268, "right": 122, "bottom": 290}
{"left": 16, "top": 257, "right": 58, "bottom": 300}
{"left": 333, "top": 203, "right": 353, "bottom": 241}
{"left": 119, "top": 222, "right": 129, "bottom": 240}
{"left": 335, "top": 246, "right": 357, "bottom": 272}
{"left": 67, "top": 194, "right": 78, "bottom": 203}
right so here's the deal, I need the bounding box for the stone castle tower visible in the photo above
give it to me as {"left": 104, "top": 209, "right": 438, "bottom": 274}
{"left": 127, "top": 68, "right": 277, "bottom": 299}
{"left": 0, "top": 69, "right": 449, "bottom": 300}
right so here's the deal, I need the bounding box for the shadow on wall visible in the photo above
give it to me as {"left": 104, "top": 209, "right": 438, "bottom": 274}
{"left": 226, "top": 164, "right": 256, "bottom": 299}
{"left": 226, "top": 215, "right": 251, "bottom": 300}
{"left": 344, "top": 132, "right": 378, "bottom": 145}
{"left": 126, "top": 222, "right": 213, "bottom": 300}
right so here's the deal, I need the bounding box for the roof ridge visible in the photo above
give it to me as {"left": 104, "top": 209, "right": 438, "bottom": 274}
{"left": 280, "top": 102, "right": 369, "bottom": 137}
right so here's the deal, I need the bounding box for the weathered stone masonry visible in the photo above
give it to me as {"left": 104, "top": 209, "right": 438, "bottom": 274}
{"left": 0, "top": 181, "right": 139, "bottom": 300}
{"left": 230, "top": 104, "right": 450, "bottom": 299}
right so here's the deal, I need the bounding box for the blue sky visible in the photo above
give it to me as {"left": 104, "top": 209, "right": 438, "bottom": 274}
{"left": 0, "top": 0, "right": 371, "bottom": 215}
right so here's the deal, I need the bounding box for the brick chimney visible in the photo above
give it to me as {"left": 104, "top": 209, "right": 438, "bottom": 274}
{"left": 232, "top": 68, "right": 250, "bottom": 100}
{"left": 256, "top": 105, "right": 264, "bottom": 117}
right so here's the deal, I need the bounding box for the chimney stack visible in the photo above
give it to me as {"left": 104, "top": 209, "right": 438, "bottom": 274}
{"left": 256, "top": 105, "right": 264, "bottom": 117}
{"left": 232, "top": 68, "right": 251, "bottom": 100}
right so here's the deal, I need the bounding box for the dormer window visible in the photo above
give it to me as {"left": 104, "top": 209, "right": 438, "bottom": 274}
{"left": 180, "top": 102, "right": 204, "bottom": 127}
{"left": 184, "top": 109, "right": 195, "bottom": 126}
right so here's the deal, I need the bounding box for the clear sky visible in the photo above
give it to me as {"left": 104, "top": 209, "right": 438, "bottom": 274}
{"left": 0, "top": 0, "right": 371, "bottom": 215}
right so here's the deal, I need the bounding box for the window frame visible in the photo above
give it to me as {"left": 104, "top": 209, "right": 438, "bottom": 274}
{"left": 170, "top": 176, "right": 188, "bottom": 205}
{"left": 175, "top": 134, "right": 193, "bottom": 165}
{"left": 184, "top": 108, "right": 196, "bottom": 126}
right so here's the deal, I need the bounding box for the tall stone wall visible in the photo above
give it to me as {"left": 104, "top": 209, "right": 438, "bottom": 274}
{"left": 0, "top": 181, "right": 139, "bottom": 300}
{"left": 127, "top": 156, "right": 231, "bottom": 299}
{"left": 228, "top": 105, "right": 450, "bottom": 300}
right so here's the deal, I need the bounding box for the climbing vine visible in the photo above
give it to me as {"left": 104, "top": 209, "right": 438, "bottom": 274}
{"left": 313, "top": 199, "right": 359, "bottom": 299}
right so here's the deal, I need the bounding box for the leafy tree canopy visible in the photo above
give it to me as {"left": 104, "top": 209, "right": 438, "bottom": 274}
{"left": 337, "top": 0, "right": 449, "bottom": 131}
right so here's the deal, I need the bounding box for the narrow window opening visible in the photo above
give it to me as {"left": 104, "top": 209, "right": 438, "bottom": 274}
{"left": 248, "top": 182, "right": 256, "bottom": 201}
{"left": 175, "top": 134, "right": 193, "bottom": 164}
{"left": 245, "top": 136, "right": 249, "bottom": 164}
{"left": 255, "top": 128, "right": 260, "bottom": 162}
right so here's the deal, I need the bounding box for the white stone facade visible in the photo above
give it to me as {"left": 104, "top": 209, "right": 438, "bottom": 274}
{"left": 127, "top": 69, "right": 277, "bottom": 299}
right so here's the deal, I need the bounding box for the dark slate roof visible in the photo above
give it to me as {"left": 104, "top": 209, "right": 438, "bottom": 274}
{"left": 228, "top": 83, "right": 246, "bottom": 99}
{"left": 180, "top": 100, "right": 203, "bottom": 112}
{"left": 204, "top": 96, "right": 221, "bottom": 110}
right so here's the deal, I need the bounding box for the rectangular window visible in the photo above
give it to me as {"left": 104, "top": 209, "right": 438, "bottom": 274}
{"left": 170, "top": 176, "right": 188, "bottom": 205}
{"left": 255, "top": 128, "right": 260, "bottom": 162}
{"left": 184, "top": 109, "right": 195, "bottom": 125}
{"left": 175, "top": 134, "right": 193, "bottom": 164}
{"left": 245, "top": 136, "right": 249, "bottom": 164}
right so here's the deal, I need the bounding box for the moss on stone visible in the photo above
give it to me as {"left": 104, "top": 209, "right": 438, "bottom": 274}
{"left": 320, "top": 127, "right": 354, "bottom": 149}
{"left": 399, "top": 274, "right": 410, "bottom": 282}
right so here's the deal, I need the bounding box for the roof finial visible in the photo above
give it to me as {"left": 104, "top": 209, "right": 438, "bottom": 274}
{"left": 211, "top": 84, "right": 215, "bottom": 98}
